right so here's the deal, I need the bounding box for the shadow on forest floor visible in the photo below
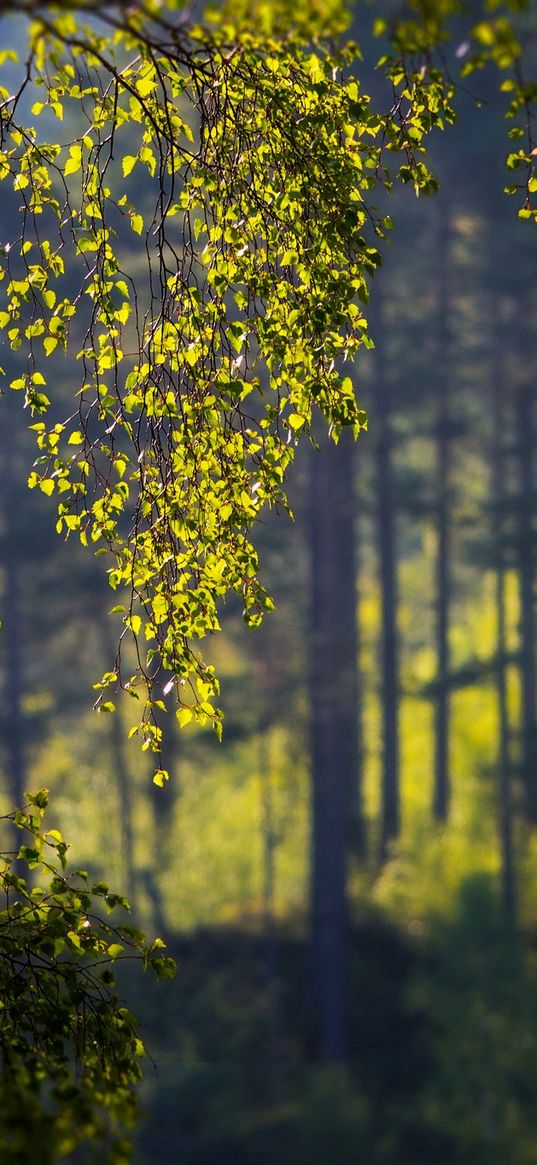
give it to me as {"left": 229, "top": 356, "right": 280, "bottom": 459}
{"left": 129, "top": 874, "right": 537, "bottom": 1164}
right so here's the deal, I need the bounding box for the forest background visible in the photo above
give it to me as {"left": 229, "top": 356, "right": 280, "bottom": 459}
{"left": 1, "top": 0, "right": 537, "bottom": 1161}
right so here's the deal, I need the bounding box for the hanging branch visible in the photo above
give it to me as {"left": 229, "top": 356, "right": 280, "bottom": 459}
{"left": 0, "top": 0, "right": 529, "bottom": 777}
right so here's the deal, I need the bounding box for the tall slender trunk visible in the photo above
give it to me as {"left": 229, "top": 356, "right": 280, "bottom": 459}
{"left": 308, "top": 428, "right": 360, "bottom": 1062}
{"left": 0, "top": 398, "right": 26, "bottom": 849}
{"left": 3, "top": 555, "right": 25, "bottom": 811}
{"left": 492, "top": 320, "right": 516, "bottom": 923}
{"left": 109, "top": 692, "right": 136, "bottom": 901}
{"left": 515, "top": 380, "right": 537, "bottom": 823}
{"left": 257, "top": 714, "right": 283, "bottom": 1099}
{"left": 351, "top": 516, "right": 365, "bottom": 859}
{"left": 432, "top": 215, "right": 452, "bottom": 823}
{"left": 98, "top": 621, "right": 136, "bottom": 900}
{"left": 258, "top": 716, "right": 276, "bottom": 956}
{"left": 144, "top": 703, "right": 180, "bottom": 934}
{"left": 372, "top": 286, "right": 400, "bottom": 861}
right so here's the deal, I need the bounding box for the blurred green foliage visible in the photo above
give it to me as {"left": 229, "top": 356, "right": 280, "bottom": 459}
{"left": 0, "top": 791, "right": 175, "bottom": 1163}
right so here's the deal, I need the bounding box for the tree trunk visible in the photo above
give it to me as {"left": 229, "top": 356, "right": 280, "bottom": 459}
{"left": 3, "top": 556, "right": 25, "bottom": 813}
{"left": 308, "top": 428, "right": 361, "bottom": 1062}
{"left": 257, "top": 715, "right": 284, "bottom": 1099}
{"left": 144, "top": 704, "right": 180, "bottom": 935}
{"left": 515, "top": 380, "right": 537, "bottom": 823}
{"left": 432, "top": 214, "right": 452, "bottom": 823}
{"left": 491, "top": 317, "right": 516, "bottom": 923}
{"left": 372, "top": 286, "right": 400, "bottom": 861}
{"left": 98, "top": 622, "right": 136, "bottom": 900}
{"left": 0, "top": 396, "right": 26, "bottom": 850}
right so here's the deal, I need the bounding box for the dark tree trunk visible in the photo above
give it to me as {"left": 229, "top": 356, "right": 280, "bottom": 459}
{"left": 259, "top": 720, "right": 276, "bottom": 949}
{"left": 109, "top": 692, "right": 136, "bottom": 900}
{"left": 515, "top": 380, "right": 537, "bottom": 823}
{"left": 144, "top": 705, "right": 180, "bottom": 935}
{"left": 0, "top": 398, "right": 26, "bottom": 846}
{"left": 432, "top": 215, "right": 452, "bottom": 824}
{"left": 491, "top": 320, "right": 516, "bottom": 923}
{"left": 98, "top": 622, "right": 136, "bottom": 900}
{"left": 372, "top": 287, "right": 400, "bottom": 861}
{"left": 3, "top": 556, "right": 25, "bottom": 812}
{"left": 257, "top": 716, "right": 284, "bottom": 1099}
{"left": 308, "top": 428, "right": 361, "bottom": 1062}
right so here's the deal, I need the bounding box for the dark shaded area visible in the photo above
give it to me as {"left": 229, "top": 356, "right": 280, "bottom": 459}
{"left": 130, "top": 881, "right": 537, "bottom": 1165}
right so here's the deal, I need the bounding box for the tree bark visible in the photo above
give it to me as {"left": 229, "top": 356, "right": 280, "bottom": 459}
{"left": 372, "top": 286, "right": 400, "bottom": 861}
{"left": 491, "top": 314, "right": 516, "bottom": 923}
{"left": 515, "top": 380, "right": 537, "bottom": 823}
{"left": 3, "top": 556, "right": 25, "bottom": 812}
{"left": 144, "top": 704, "right": 180, "bottom": 935}
{"left": 308, "top": 428, "right": 361, "bottom": 1062}
{"left": 432, "top": 214, "right": 452, "bottom": 823}
{"left": 257, "top": 715, "right": 284, "bottom": 1099}
{"left": 98, "top": 622, "right": 136, "bottom": 901}
{"left": 0, "top": 395, "right": 26, "bottom": 850}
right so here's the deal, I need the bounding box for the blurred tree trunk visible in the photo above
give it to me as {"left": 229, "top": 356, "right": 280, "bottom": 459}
{"left": 144, "top": 705, "right": 180, "bottom": 935}
{"left": 0, "top": 395, "right": 26, "bottom": 837}
{"left": 491, "top": 316, "right": 516, "bottom": 923}
{"left": 256, "top": 710, "right": 284, "bottom": 1100}
{"left": 432, "top": 214, "right": 452, "bottom": 823}
{"left": 109, "top": 691, "right": 136, "bottom": 901}
{"left": 308, "top": 428, "right": 361, "bottom": 1062}
{"left": 515, "top": 380, "right": 537, "bottom": 823}
{"left": 98, "top": 621, "right": 136, "bottom": 901}
{"left": 3, "top": 558, "right": 25, "bottom": 812}
{"left": 372, "top": 285, "right": 400, "bottom": 861}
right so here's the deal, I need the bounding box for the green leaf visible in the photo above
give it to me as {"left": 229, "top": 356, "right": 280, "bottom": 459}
{"left": 122, "top": 154, "right": 137, "bottom": 177}
{"left": 64, "top": 144, "right": 82, "bottom": 176}
{"left": 107, "top": 943, "right": 124, "bottom": 959}
{"left": 153, "top": 769, "right": 170, "bottom": 787}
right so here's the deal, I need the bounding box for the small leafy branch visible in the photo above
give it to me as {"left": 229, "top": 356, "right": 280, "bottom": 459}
{"left": 0, "top": 789, "right": 175, "bottom": 1164}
